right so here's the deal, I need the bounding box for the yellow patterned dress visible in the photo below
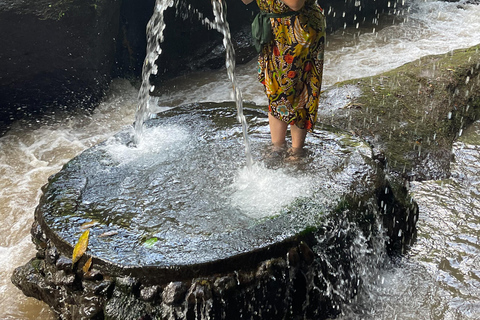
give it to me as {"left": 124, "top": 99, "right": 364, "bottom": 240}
{"left": 256, "top": 0, "right": 326, "bottom": 131}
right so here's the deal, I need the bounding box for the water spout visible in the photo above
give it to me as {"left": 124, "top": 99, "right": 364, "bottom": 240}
{"left": 209, "top": 0, "right": 253, "bottom": 168}
{"left": 134, "top": 0, "right": 175, "bottom": 144}
{"left": 134, "top": 0, "right": 253, "bottom": 168}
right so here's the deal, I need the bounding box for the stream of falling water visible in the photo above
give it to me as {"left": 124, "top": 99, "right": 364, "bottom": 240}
{"left": 135, "top": 0, "right": 253, "bottom": 167}
{"left": 134, "top": 0, "right": 174, "bottom": 141}
{"left": 209, "top": 0, "right": 253, "bottom": 168}
{"left": 1, "top": 0, "right": 480, "bottom": 318}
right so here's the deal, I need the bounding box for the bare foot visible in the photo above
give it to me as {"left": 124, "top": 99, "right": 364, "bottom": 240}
{"left": 285, "top": 147, "right": 306, "bottom": 162}
{"left": 264, "top": 144, "right": 287, "bottom": 159}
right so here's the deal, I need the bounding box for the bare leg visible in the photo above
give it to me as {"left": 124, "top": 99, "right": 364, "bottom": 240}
{"left": 290, "top": 123, "right": 307, "bottom": 153}
{"left": 268, "top": 113, "right": 288, "bottom": 148}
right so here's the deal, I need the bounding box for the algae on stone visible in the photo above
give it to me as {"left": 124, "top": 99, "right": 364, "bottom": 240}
{"left": 319, "top": 45, "right": 480, "bottom": 181}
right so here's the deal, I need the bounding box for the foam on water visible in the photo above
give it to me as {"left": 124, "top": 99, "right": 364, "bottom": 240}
{"left": 229, "top": 163, "right": 314, "bottom": 219}
{"left": 0, "top": 79, "right": 137, "bottom": 319}
{"left": 105, "top": 125, "right": 190, "bottom": 165}
{"left": 323, "top": 0, "right": 480, "bottom": 83}
{"left": 339, "top": 123, "right": 480, "bottom": 320}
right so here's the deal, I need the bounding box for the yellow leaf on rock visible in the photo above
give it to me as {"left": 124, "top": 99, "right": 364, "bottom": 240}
{"left": 72, "top": 229, "right": 90, "bottom": 264}
{"left": 82, "top": 257, "right": 93, "bottom": 273}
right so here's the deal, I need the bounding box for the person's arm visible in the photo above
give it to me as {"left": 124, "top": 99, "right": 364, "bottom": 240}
{"left": 242, "top": 0, "right": 254, "bottom": 4}
{"left": 281, "top": 0, "right": 305, "bottom": 11}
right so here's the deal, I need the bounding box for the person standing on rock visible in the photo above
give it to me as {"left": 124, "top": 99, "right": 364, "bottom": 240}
{"left": 242, "top": 0, "right": 326, "bottom": 158}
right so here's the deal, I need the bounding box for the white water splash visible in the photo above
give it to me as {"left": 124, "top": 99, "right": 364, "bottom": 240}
{"left": 2, "top": 0, "right": 480, "bottom": 318}
{"left": 134, "top": 0, "right": 175, "bottom": 141}
{"left": 105, "top": 125, "right": 190, "bottom": 165}
{"left": 229, "top": 163, "right": 313, "bottom": 219}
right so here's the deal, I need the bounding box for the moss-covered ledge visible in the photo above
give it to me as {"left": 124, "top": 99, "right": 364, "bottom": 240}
{"left": 319, "top": 44, "right": 480, "bottom": 181}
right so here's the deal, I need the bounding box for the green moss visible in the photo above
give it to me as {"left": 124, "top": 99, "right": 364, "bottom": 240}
{"left": 298, "top": 225, "right": 319, "bottom": 236}
{"left": 326, "top": 45, "right": 480, "bottom": 178}
{"left": 458, "top": 120, "right": 480, "bottom": 145}
{"left": 339, "top": 135, "right": 364, "bottom": 148}
{"left": 31, "top": 259, "right": 43, "bottom": 273}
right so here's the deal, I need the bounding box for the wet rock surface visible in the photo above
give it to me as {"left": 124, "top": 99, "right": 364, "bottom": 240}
{"left": 12, "top": 103, "right": 416, "bottom": 319}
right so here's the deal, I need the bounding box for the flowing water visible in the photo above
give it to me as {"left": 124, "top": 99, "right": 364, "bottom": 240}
{"left": 209, "top": 0, "right": 253, "bottom": 168}
{"left": 134, "top": 0, "right": 174, "bottom": 140}
{"left": 1, "top": 0, "right": 480, "bottom": 318}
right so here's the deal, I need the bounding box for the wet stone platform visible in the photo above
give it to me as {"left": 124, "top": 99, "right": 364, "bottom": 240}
{"left": 12, "top": 103, "right": 416, "bottom": 319}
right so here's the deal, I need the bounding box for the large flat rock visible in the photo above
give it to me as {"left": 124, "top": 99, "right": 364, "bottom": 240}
{"left": 318, "top": 44, "right": 480, "bottom": 181}
{"left": 35, "top": 103, "right": 380, "bottom": 281}
{"left": 12, "top": 103, "right": 418, "bottom": 319}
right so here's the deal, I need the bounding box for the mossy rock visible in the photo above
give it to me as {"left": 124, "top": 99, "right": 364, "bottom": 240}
{"left": 319, "top": 45, "right": 480, "bottom": 181}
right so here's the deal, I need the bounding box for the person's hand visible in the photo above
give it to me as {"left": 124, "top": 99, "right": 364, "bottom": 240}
{"left": 281, "top": 0, "right": 305, "bottom": 11}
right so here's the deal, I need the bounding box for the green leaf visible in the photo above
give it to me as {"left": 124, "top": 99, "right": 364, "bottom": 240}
{"left": 143, "top": 237, "right": 158, "bottom": 248}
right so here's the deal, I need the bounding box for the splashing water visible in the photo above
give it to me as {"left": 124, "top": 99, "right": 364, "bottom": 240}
{"left": 230, "top": 163, "right": 314, "bottom": 219}
{"left": 3, "top": 0, "right": 480, "bottom": 318}
{"left": 134, "top": 0, "right": 253, "bottom": 167}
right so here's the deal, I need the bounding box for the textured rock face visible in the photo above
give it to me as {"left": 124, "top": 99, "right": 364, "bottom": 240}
{"left": 0, "top": 0, "right": 121, "bottom": 132}
{"left": 11, "top": 103, "right": 417, "bottom": 319}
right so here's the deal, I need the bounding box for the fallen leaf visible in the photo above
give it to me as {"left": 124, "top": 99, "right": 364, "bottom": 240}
{"left": 143, "top": 237, "right": 158, "bottom": 248}
{"left": 98, "top": 231, "right": 118, "bottom": 238}
{"left": 72, "top": 229, "right": 90, "bottom": 264}
{"left": 82, "top": 257, "right": 93, "bottom": 273}
{"left": 80, "top": 220, "right": 99, "bottom": 230}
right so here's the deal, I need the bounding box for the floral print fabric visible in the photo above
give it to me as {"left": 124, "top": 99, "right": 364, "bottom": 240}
{"left": 256, "top": 0, "right": 326, "bottom": 131}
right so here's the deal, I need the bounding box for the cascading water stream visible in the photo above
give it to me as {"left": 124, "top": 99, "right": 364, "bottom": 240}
{"left": 134, "top": 0, "right": 253, "bottom": 168}
{"left": 134, "top": 0, "right": 175, "bottom": 143}
{"left": 209, "top": 0, "right": 253, "bottom": 168}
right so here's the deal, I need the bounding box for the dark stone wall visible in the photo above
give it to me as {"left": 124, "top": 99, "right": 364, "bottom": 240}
{"left": 0, "top": 0, "right": 398, "bottom": 134}
{"left": 113, "top": 0, "right": 259, "bottom": 81}
{"left": 0, "top": 0, "right": 121, "bottom": 133}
